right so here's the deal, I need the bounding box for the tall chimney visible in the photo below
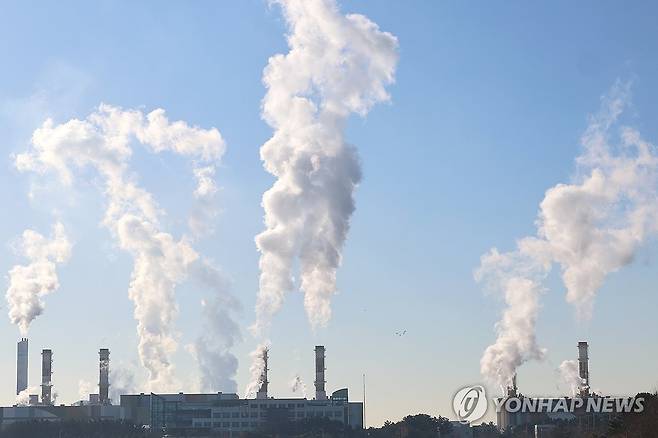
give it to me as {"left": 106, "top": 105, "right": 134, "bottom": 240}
{"left": 506, "top": 373, "right": 518, "bottom": 397}
{"left": 577, "top": 341, "right": 590, "bottom": 396}
{"left": 256, "top": 347, "right": 269, "bottom": 399}
{"left": 99, "top": 349, "right": 110, "bottom": 405}
{"left": 314, "top": 346, "right": 326, "bottom": 400}
{"left": 16, "top": 338, "right": 28, "bottom": 395}
{"left": 41, "top": 349, "right": 53, "bottom": 405}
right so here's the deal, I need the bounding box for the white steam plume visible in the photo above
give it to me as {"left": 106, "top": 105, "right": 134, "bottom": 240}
{"left": 6, "top": 222, "right": 72, "bottom": 335}
{"left": 476, "top": 81, "right": 658, "bottom": 390}
{"left": 16, "top": 386, "right": 39, "bottom": 406}
{"left": 188, "top": 261, "right": 241, "bottom": 393}
{"left": 109, "top": 366, "right": 137, "bottom": 404}
{"left": 78, "top": 379, "right": 94, "bottom": 401}
{"left": 244, "top": 342, "right": 270, "bottom": 398}
{"left": 290, "top": 374, "right": 307, "bottom": 398}
{"left": 16, "top": 104, "right": 239, "bottom": 391}
{"left": 252, "top": 0, "right": 399, "bottom": 335}
{"left": 558, "top": 360, "right": 582, "bottom": 396}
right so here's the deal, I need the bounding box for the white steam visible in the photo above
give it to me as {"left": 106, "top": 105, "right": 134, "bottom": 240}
{"left": 16, "top": 104, "right": 239, "bottom": 391}
{"left": 188, "top": 261, "right": 241, "bottom": 393}
{"left": 252, "top": 0, "right": 399, "bottom": 334}
{"left": 290, "top": 374, "right": 307, "bottom": 398}
{"left": 78, "top": 379, "right": 94, "bottom": 401}
{"left": 558, "top": 360, "right": 582, "bottom": 396}
{"left": 6, "top": 222, "right": 72, "bottom": 335}
{"left": 244, "top": 342, "right": 269, "bottom": 398}
{"left": 110, "top": 365, "right": 137, "bottom": 404}
{"left": 476, "top": 82, "right": 658, "bottom": 390}
{"left": 16, "top": 386, "right": 39, "bottom": 406}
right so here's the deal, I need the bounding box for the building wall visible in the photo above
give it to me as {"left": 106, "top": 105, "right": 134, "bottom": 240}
{"left": 121, "top": 390, "right": 364, "bottom": 436}
{"left": 0, "top": 405, "right": 123, "bottom": 428}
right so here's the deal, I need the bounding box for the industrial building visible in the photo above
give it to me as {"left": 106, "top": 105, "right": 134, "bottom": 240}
{"left": 2, "top": 341, "right": 363, "bottom": 437}
{"left": 120, "top": 346, "right": 363, "bottom": 436}
{"left": 496, "top": 341, "right": 616, "bottom": 433}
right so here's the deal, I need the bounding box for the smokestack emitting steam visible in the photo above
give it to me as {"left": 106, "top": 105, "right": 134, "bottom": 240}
{"left": 252, "top": 0, "right": 399, "bottom": 335}
{"left": 16, "top": 105, "right": 240, "bottom": 391}
{"left": 41, "top": 349, "right": 52, "bottom": 405}
{"left": 476, "top": 82, "right": 658, "bottom": 390}
{"left": 506, "top": 374, "right": 518, "bottom": 397}
{"left": 99, "top": 349, "right": 110, "bottom": 405}
{"left": 245, "top": 342, "right": 270, "bottom": 398}
{"left": 6, "top": 223, "right": 71, "bottom": 336}
{"left": 16, "top": 338, "right": 28, "bottom": 395}
{"left": 314, "top": 345, "right": 326, "bottom": 400}
{"left": 256, "top": 348, "right": 269, "bottom": 399}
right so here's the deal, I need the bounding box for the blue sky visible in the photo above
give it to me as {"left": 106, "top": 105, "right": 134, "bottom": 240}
{"left": 1, "top": 0, "right": 658, "bottom": 426}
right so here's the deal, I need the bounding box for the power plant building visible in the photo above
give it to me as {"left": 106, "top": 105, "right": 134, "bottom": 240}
{"left": 1, "top": 343, "right": 364, "bottom": 436}
{"left": 121, "top": 388, "right": 363, "bottom": 436}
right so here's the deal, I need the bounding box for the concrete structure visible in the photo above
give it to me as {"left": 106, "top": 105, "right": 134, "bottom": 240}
{"left": 256, "top": 348, "right": 268, "bottom": 400}
{"left": 16, "top": 339, "right": 28, "bottom": 395}
{"left": 41, "top": 349, "right": 53, "bottom": 405}
{"left": 314, "top": 345, "right": 327, "bottom": 400}
{"left": 99, "top": 349, "right": 110, "bottom": 405}
{"left": 578, "top": 341, "right": 590, "bottom": 396}
{"left": 120, "top": 389, "right": 363, "bottom": 437}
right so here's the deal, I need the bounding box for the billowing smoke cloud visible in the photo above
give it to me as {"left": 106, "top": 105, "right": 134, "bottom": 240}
{"left": 6, "top": 222, "right": 72, "bottom": 335}
{"left": 290, "top": 374, "right": 307, "bottom": 398}
{"left": 244, "top": 342, "right": 270, "bottom": 398}
{"left": 252, "top": 0, "right": 399, "bottom": 335}
{"left": 476, "top": 82, "right": 658, "bottom": 390}
{"left": 558, "top": 360, "right": 582, "bottom": 396}
{"left": 16, "top": 104, "right": 239, "bottom": 391}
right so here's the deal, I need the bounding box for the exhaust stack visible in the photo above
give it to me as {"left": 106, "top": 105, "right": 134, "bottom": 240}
{"left": 41, "top": 349, "right": 53, "bottom": 405}
{"left": 314, "top": 346, "right": 326, "bottom": 400}
{"left": 99, "top": 349, "right": 110, "bottom": 405}
{"left": 16, "top": 338, "right": 28, "bottom": 395}
{"left": 578, "top": 341, "right": 590, "bottom": 396}
{"left": 256, "top": 347, "right": 269, "bottom": 399}
{"left": 506, "top": 373, "right": 518, "bottom": 397}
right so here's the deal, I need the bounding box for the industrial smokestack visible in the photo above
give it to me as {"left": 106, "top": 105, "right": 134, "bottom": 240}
{"left": 578, "top": 341, "right": 590, "bottom": 396}
{"left": 314, "top": 346, "right": 326, "bottom": 400}
{"left": 506, "top": 373, "right": 518, "bottom": 397}
{"left": 16, "top": 338, "right": 28, "bottom": 395}
{"left": 99, "top": 349, "right": 110, "bottom": 405}
{"left": 41, "top": 349, "right": 52, "bottom": 405}
{"left": 256, "top": 347, "right": 269, "bottom": 399}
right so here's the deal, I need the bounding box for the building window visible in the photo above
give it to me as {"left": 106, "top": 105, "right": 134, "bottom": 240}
{"left": 232, "top": 412, "right": 239, "bottom": 418}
